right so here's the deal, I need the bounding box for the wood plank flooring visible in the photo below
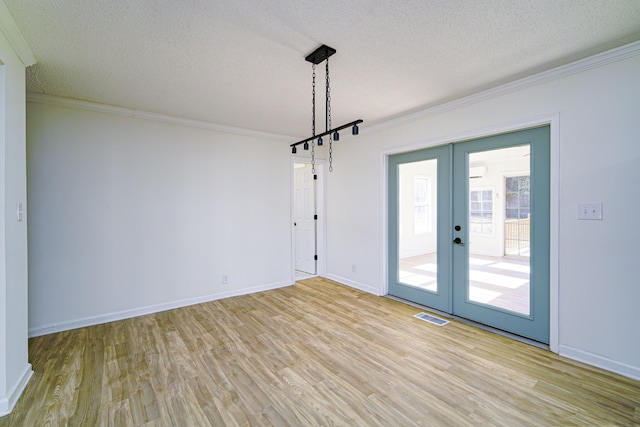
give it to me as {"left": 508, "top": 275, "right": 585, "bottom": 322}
{"left": 2, "top": 278, "right": 639, "bottom": 426}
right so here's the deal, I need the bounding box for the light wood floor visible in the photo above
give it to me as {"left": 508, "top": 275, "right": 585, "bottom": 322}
{"left": 3, "top": 278, "right": 639, "bottom": 426}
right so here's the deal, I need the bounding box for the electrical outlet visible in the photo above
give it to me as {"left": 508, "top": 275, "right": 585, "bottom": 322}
{"left": 222, "top": 275, "right": 229, "bottom": 284}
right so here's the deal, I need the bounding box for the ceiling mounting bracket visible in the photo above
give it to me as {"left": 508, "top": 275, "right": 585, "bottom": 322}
{"left": 305, "top": 45, "right": 336, "bottom": 64}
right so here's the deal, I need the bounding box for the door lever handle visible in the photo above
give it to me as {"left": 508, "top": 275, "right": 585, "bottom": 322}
{"left": 453, "top": 237, "right": 465, "bottom": 246}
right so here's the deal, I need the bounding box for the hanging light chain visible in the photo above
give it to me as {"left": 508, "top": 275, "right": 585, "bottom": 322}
{"left": 326, "top": 57, "right": 333, "bottom": 172}
{"left": 312, "top": 63, "right": 316, "bottom": 137}
{"left": 311, "top": 63, "right": 316, "bottom": 175}
{"left": 292, "top": 45, "right": 362, "bottom": 169}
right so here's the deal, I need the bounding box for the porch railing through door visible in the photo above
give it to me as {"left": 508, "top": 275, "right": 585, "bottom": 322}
{"left": 505, "top": 216, "right": 530, "bottom": 257}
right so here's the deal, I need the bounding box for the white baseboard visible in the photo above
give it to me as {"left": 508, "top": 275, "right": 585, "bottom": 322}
{"left": 29, "top": 280, "right": 293, "bottom": 337}
{"left": 559, "top": 345, "right": 640, "bottom": 381}
{"left": 0, "top": 364, "right": 33, "bottom": 417}
{"left": 325, "top": 274, "right": 382, "bottom": 296}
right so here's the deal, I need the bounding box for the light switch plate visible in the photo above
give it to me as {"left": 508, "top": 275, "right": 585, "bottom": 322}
{"left": 577, "top": 202, "right": 603, "bottom": 220}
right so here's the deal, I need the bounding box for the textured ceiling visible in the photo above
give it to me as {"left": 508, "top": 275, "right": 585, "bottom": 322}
{"left": 5, "top": 0, "right": 640, "bottom": 137}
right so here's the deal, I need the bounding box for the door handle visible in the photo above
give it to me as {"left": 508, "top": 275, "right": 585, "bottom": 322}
{"left": 453, "top": 237, "right": 465, "bottom": 246}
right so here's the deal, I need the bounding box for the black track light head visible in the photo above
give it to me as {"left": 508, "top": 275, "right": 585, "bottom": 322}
{"left": 318, "top": 137, "right": 323, "bottom": 146}
{"left": 333, "top": 131, "right": 340, "bottom": 141}
{"left": 303, "top": 141, "right": 309, "bottom": 150}
{"left": 352, "top": 123, "right": 359, "bottom": 135}
{"left": 292, "top": 146, "right": 297, "bottom": 154}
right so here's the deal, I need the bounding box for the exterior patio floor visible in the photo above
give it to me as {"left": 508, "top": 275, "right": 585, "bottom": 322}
{"left": 399, "top": 252, "right": 530, "bottom": 315}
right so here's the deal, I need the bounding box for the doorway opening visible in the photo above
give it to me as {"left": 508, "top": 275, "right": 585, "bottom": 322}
{"left": 292, "top": 160, "right": 325, "bottom": 281}
{"left": 388, "top": 126, "right": 550, "bottom": 343}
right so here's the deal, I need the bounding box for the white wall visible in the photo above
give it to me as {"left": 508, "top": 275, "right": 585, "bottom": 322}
{"left": 0, "top": 21, "right": 32, "bottom": 416}
{"left": 326, "top": 45, "right": 640, "bottom": 379}
{"left": 26, "top": 101, "right": 293, "bottom": 335}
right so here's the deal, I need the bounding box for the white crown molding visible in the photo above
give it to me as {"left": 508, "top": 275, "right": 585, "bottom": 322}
{"left": 0, "top": 1, "right": 36, "bottom": 66}
{"left": 25, "top": 40, "right": 640, "bottom": 139}
{"left": 26, "top": 92, "right": 296, "bottom": 142}
{"left": 366, "top": 40, "right": 640, "bottom": 134}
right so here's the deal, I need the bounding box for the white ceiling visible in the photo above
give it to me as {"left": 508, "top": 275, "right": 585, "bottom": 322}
{"left": 5, "top": 0, "right": 640, "bottom": 138}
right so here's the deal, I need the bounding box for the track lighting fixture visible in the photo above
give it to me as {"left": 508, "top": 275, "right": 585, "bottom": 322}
{"left": 290, "top": 45, "right": 363, "bottom": 172}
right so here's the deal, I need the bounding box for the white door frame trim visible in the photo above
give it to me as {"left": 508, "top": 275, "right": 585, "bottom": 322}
{"left": 380, "top": 113, "right": 560, "bottom": 353}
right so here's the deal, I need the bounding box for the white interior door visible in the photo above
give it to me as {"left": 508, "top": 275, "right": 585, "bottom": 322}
{"left": 294, "top": 163, "right": 316, "bottom": 274}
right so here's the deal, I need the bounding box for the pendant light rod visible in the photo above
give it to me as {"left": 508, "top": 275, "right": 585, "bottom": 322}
{"left": 291, "top": 44, "right": 363, "bottom": 163}
{"left": 290, "top": 119, "right": 363, "bottom": 148}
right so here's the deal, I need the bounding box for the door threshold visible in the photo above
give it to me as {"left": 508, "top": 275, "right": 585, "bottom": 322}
{"left": 295, "top": 270, "right": 317, "bottom": 281}
{"left": 385, "top": 295, "right": 549, "bottom": 350}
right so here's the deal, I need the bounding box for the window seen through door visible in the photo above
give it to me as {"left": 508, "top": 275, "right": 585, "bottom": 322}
{"left": 469, "top": 189, "right": 493, "bottom": 234}
{"left": 414, "top": 177, "right": 431, "bottom": 234}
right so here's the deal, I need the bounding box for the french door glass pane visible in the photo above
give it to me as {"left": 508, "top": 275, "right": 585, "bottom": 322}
{"left": 467, "top": 145, "right": 531, "bottom": 315}
{"left": 398, "top": 159, "right": 438, "bottom": 292}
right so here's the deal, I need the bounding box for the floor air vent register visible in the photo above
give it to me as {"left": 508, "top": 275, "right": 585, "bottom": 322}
{"left": 414, "top": 312, "right": 449, "bottom": 326}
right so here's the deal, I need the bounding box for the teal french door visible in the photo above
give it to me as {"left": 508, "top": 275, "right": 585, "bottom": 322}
{"left": 388, "top": 126, "right": 550, "bottom": 343}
